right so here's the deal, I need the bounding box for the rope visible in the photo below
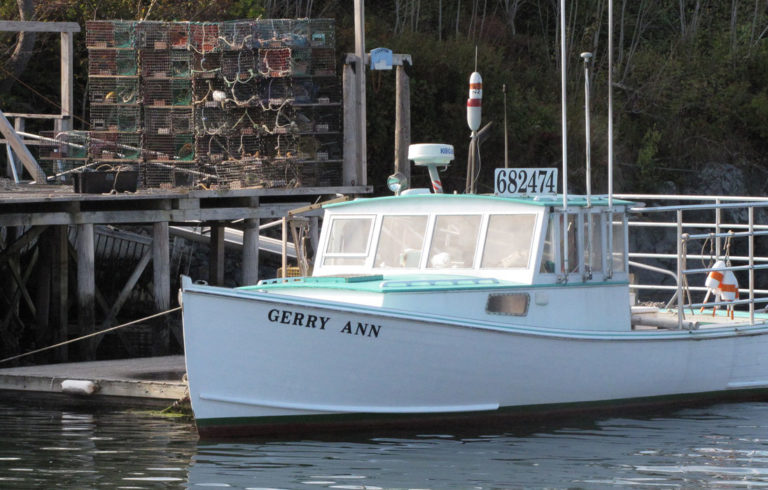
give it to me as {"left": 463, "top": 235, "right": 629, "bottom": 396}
{"left": 0, "top": 306, "right": 182, "bottom": 365}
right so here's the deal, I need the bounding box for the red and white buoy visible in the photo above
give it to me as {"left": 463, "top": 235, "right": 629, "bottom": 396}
{"left": 467, "top": 71, "right": 482, "bottom": 131}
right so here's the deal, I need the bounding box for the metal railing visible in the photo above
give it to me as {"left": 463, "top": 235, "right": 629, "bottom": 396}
{"left": 616, "top": 194, "right": 768, "bottom": 328}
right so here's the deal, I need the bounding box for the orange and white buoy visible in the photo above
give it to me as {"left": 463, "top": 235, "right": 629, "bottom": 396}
{"left": 702, "top": 260, "right": 739, "bottom": 319}
{"left": 467, "top": 72, "right": 482, "bottom": 131}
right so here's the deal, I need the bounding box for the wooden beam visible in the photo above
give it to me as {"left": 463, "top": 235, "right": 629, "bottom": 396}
{"left": 0, "top": 110, "right": 46, "bottom": 183}
{"left": 101, "top": 249, "right": 152, "bottom": 330}
{"left": 242, "top": 218, "right": 260, "bottom": 286}
{"left": 6, "top": 255, "right": 36, "bottom": 317}
{"left": 395, "top": 64, "right": 411, "bottom": 187}
{"left": 210, "top": 223, "right": 225, "bottom": 286}
{"left": 0, "top": 225, "right": 47, "bottom": 263}
{"left": 34, "top": 228, "right": 52, "bottom": 345}
{"left": 0, "top": 21, "right": 80, "bottom": 33}
{"left": 0, "top": 204, "right": 316, "bottom": 227}
{"left": 60, "top": 32, "right": 74, "bottom": 133}
{"left": 51, "top": 226, "right": 68, "bottom": 362}
{"left": 342, "top": 61, "right": 360, "bottom": 187}
{"left": 76, "top": 223, "right": 96, "bottom": 359}
{"left": 153, "top": 222, "right": 170, "bottom": 311}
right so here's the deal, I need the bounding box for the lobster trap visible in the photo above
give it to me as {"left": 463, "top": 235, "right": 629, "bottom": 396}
{"left": 144, "top": 78, "right": 193, "bottom": 106}
{"left": 218, "top": 21, "right": 254, "bottom": 51}
{"left": 203, "top": 157, "right": 299, "bottom": 189}
{"left": 227, "top": 132, "right": 263, "bottom": 159}
{"left": 169, "top": 23, "right": 191, "bottom": 50}
{"left": 310, "top": 48, "right": 336, "bottom": 77}
{"left": 38, "top": 131, "right": 89, "bottom": 160}
{"left": 190, "top": 23, "right": 220, "bottom": 53}
{"left": 145, "top": 107, "right": 194, "bottom": 135}
{"left": 86, "top": 20, "right": 135, "bottom": 49}
{"left": 195, "top": 106, "right": 231, "bottom": 136}
{"left": 141, "top": 160, "right": 198, "bottom": 188}
{"left": 221, "top": 50, "right": 257, "bottom": 82}
{"left": 195, "top": 134, "right": 230, "bottom": 164}
{"left": 135, "top": 21, "right": 170, "bottom": 50}
{"left": 89, "top": 77, "right": 140, "bottom": 104}
{"left": 300, "top": 160, "right": 342, "bottom": 187}
{"left": 228, "top": 107, "right": 263, "bottom": 135}
{"left": 258, "top": 48, "right": 292, "bottom": 77}
{"left": 143, "top": 133, "right": 195, "bottom": 161}
{"left": 89, "top": 132, "right": 142, "bottom": 161}
{"left": 191, "top": 52, "right": 221, "bottom": 78}
{"left": 88, "top": 49, "right": 138, "bottom": 76}
{"left": 83, "top": 18, "right": 340, "bottom": 191}
{"left": 253, "top": 19, "right": 308, "bottom": 48}
{"left": 90, "top": 104, "right": 142, "bottom": 132}
{"left": 309, "top": 19, "right": 336, "bottom": 48}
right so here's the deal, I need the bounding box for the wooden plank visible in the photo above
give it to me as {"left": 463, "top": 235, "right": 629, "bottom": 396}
{"left": 0, "top": 21, "right": 80, "bottom": 33}
{"left": 76, "top": 223, "right": 96, "bottom": 359}
{"left": 0, "top": 110, "right": 46, "bottom": 183}
{"left": 2, "top": 113, "right": 66, "bottom": 119}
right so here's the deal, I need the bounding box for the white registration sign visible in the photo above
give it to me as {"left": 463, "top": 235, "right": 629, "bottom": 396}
{"left": 494, "top": 168, "right": 558, "bottom": 197}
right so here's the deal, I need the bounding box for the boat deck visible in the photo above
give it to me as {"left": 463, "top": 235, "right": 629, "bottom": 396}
{"left": 631, "top": 306, "right": 768, "bottom": 330}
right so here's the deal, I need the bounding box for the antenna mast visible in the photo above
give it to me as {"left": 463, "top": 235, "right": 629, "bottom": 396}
{"left": 560, "top": 0, "right": 569, "bottom": 278}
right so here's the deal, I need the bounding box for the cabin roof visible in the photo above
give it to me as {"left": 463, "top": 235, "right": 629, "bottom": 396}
{"left": 246, "top": 274, "right": 526, "bottom": 293}
{"left": 324, "top": 193, "right": 634, "bottom": 210}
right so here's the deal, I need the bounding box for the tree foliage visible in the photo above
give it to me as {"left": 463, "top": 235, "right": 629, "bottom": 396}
{"left": 2, "top": 0, "right": 768, "bottom": 194}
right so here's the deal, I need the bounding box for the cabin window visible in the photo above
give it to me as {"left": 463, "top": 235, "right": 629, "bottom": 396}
{"left": 486, "top": 293, "right": 529, "bottom": 316}
{"left": 583, "top": 213, "right": 603, "bottom": 274}
{"left": 612, "top": 212, "right": 626, "bottom": 272}
{"left": 427, "top": 215, "right": 481, "bottom": 269}
{"left": 481, "top": 214, "right": 536, "bottom": 268}
{"left": 561, "top": 214, "right": 579, "bottom": 274}
{"left": 540, "top": 215, "right": 556, "bottom": 273}
{"left": 322, "top": 216, "right": 373, "bottom": 266}
{"left": 374, "top": 215, "right": 428, "bottom": 268}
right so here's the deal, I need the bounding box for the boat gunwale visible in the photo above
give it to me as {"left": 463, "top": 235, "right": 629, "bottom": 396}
{"left": 182, "top": 278, "right": 768, "bottom": 341}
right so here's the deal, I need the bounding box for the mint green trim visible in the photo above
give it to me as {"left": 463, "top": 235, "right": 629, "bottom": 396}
{"left": 240, "top": 274, "right": 629, "bottom": 294}
{"left": 323, "top": 193, "right": 635, "bottom": 209}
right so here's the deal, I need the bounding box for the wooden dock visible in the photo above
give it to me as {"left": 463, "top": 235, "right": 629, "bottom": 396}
{"left": 0, "top": 182, "right": 369, "bottom": 363}
{"left": 0, "top": 355, "right": 187, "bottom": 407}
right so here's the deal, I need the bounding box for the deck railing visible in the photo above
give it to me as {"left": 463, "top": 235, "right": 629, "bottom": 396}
{"left": 616, "top": 194, "right": 768, "bottom": 327}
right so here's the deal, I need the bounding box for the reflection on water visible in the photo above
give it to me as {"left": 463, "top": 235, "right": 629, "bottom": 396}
{"left": 1, "top": 399, "right": 768, "bottom": 488}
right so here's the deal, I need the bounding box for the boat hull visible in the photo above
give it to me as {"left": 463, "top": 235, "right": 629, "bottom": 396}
{"left": 180, "top": 280, "right": 768, "bottom": 437}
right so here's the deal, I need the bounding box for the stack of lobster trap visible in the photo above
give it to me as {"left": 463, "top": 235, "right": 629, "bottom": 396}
{"left": 39, "top": 18, "right": 342, "bottom": 191}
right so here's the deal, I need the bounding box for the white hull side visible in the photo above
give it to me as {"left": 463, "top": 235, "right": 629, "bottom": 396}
{"left": 181, "top": 285, "right": 768, "bottom": 433}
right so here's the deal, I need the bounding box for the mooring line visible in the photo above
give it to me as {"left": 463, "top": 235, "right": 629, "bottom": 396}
{"left": 0, "top": 307, "right": 182, "bottom": 365}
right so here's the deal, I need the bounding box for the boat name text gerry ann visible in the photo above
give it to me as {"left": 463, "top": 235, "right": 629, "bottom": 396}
{"left": 266, "top": 308, "right": 382, "bottom": 338}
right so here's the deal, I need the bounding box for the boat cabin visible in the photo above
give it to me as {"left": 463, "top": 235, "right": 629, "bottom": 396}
{"left": 313, "top": 193, "right": 631, "bottom": 287}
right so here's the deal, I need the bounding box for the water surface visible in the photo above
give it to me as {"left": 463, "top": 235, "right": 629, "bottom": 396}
{"left": 2, "top": 400, "right": 768, "bottom": 488}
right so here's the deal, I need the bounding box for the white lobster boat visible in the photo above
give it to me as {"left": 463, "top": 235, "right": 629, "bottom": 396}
{"left": 180, "top": 163, "right": 768, "bottom": 436}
